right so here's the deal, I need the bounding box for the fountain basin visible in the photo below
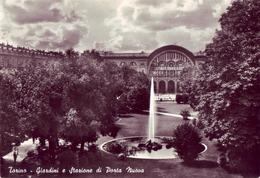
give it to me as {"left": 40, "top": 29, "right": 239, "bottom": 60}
{"left": 100, "top": 136, "right": 207, "bottom": 160}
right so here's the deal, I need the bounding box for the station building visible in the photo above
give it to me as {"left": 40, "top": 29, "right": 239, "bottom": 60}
{"left": 99, "top": 45, "right": 206, "bottom": 94}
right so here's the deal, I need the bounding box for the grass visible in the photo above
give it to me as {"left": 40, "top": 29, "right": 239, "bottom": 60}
{"left": 1, "top": 102, "right": 243, "bottom": 178}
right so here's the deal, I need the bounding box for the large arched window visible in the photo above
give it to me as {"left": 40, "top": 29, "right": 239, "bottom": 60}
{"left": 159, "top": 80, "right": 166, "bottom": 93}
{"left": 168, "top": 61, "right": 175, "bottom": 67}
{"left": 168, "top": 80, "right": 175, "bottom": 93}
{"left": 148, "top": 50, "right": 193, "bottom": 79}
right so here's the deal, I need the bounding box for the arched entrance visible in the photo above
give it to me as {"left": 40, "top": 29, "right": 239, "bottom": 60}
{"left": 154, "top": 81, "right": 157, "bottom": 93}
{"left": 159, "top": 81, "right": 166, "bottom": 93}
{"left": 168, "top": 80, "right": 175, "bottom": 93}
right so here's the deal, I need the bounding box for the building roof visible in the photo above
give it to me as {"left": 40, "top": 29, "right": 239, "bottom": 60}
{"left": 148, "top": 45, "right": 196, "bottom": 63}
{"left": 99, "top": 45, "right": 207, "bottom": 61}
{"left": 99, "top": 51, "right": 149, "bottom": 59}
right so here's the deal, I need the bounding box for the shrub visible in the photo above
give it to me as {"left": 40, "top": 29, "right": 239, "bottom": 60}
{"left": 173, "top": 123, "right": 202, "bottom": 162}
{"left": 179, "top": 109, "right": 191, "bottom": 120}
{"left": 105, "top": 142, "right": 127, "bottom": 154}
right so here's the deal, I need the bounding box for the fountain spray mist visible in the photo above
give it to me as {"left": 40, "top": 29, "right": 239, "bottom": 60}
{"left": 148, "top": 77, "right": 156, "bottom": 142}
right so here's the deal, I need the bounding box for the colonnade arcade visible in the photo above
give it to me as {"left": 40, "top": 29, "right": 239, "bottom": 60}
{"left": 148, "top": 47, "right": 194, "bottom": 94}
{"left": 153, "top": 80, "right": 181, "bottom": 94}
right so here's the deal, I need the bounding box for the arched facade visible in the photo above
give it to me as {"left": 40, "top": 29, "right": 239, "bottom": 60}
{"left": 147, "top": 45, "right": 195, "bottom": 94}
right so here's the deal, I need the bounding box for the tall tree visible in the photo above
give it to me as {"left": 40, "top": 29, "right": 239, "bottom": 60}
{"left": 192, "top": 0, "right": 260, "bottom": 173}
{"left": 117, "top": 66, "right": 150, "bottom": 113}
{"left": 0, "top": 71, "right": 21, "bottom": 155}
{"left": 11, "top": 63, "right": 64, "bottom": 154}
{"left": 65, "top": 48, "right": 79, "bottom": 60}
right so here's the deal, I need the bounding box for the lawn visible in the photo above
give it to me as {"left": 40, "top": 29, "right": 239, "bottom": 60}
{"left": 1, "top": 102, "right": 243, "bottom": 178}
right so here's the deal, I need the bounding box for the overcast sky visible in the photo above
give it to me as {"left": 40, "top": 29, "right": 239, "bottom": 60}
{"left": 0, "top": 0, "right": 231, "bottom": 53}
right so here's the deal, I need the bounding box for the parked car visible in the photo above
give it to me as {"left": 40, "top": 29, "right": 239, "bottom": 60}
{"left": 176, "top": 93, "right": 189, "bottom": 104}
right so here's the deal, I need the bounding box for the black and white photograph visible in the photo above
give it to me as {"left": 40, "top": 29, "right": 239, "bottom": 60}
{"left": 0, "top": 0, "right": 259, "bottom": 177}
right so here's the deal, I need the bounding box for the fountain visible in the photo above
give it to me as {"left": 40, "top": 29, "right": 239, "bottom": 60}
{"left": 100, "top": 77, "right": 207, "bottom": 159}
{"left": 148, "top": 77, "right": 156, "bottom": 142}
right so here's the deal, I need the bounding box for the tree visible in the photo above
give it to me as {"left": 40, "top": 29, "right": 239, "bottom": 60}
{"left": 58, "top": 59, "right": 111, "bottom": 148}
{"left": 65, "top": 48, "right": 79, "bottom": 60}
{"left": 81, "top": 49, "right": 101, "bottom": 61}
{"left": 0, "top": 63, "right": 65, "bottom": 162}
{"left": 117, "top": 66, "right": 150, "bottom": 113}
{"left": 192, "top": 0, "right": 260, "bottom": 173}
{"left": 11, "top": 63, "right": 64, "bottom": 156}
{"left": 60, "top": 108, "right": 98, "bottom": 151}
{"left": 179, "top": 66, "right": 200, "bottom": 109}
{"left": 0, "top": 71, "right": 21, "bottom": 155}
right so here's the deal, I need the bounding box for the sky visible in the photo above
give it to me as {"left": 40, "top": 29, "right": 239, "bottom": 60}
{"left": 0, "top": 0, "right": 231, "bottom": 53}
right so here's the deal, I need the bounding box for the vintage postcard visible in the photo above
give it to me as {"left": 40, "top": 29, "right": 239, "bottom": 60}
{"left": 0, "top": 0, "right": 259, "bottom": 178}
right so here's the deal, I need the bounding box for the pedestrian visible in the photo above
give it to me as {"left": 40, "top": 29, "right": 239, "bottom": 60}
{"left": 32, "top": 136, "right": 35, "bottom": 144}
{"left": 13, "top": 144, "right": 19, "bottom": 164}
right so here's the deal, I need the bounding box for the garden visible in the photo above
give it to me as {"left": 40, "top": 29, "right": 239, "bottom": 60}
{"left": 1, "top": 0, "right": 259, "bottom": 177}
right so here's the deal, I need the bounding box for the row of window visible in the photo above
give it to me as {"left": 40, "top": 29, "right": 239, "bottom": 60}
{"left": 151, "top": 70, "right": 182, "bottom": 77}
{"left": 151, "top": 60, "right": 191, "bottom": 68}
{"left": 119, "top": 61, "right": 145, "bottom": 66}
{"left": 0, "top": 58, "right": 52, "bottom": 68}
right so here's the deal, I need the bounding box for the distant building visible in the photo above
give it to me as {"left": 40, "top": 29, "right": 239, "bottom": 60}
{"left": 0, "top": 43, "right": 64, "bottom": 68}
{"left": 0, "top": 43, "right": 206, "bottom": 94}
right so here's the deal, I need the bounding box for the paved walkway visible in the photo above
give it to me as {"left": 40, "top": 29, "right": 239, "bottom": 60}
{"left": 2, "top": 139, "right": 38, "bottom": 163}
{"left": 143, "top": 110, "right": 197, "bottom": 120}
{"left": 156, "top": 111, "right": 197, "bottom": 119}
